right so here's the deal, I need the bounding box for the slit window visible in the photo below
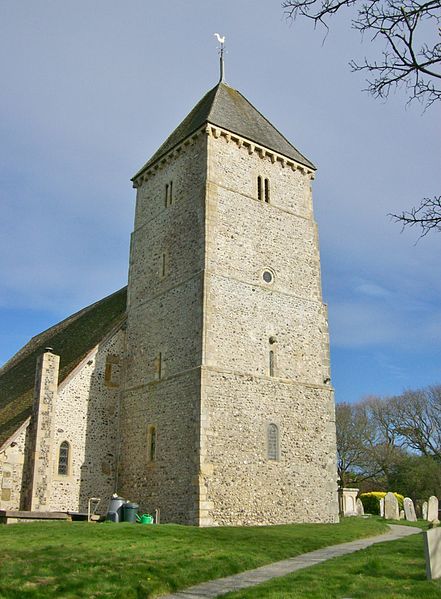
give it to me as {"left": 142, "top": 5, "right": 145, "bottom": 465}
{"left": 267, "top": 424, "right": 279, "bottom": 460}
{"left": 104, "top": 354, "right": 121, "bottom": 388}
{"left": 269, "top": 350, "right": 275, "bottom": 377}
{"left": 148, "top": 426, "right": 157, "bottom": 462}
{"left": 264, "top": 178, "right": 270, "bottom": 203}
{"left": 165, "top": 181, "right": 173, "bottom": 207}
{"left": 161, "top": 253, "right": 167, "bottom": 277}
{"left": 58, "top": 441, "right": 70, "bottom": 475}
{"left": 156, "top": 351, "right": 162, "bottom": 380}
{"left": 257, "top": 176, "right": 263, "bottom": 201}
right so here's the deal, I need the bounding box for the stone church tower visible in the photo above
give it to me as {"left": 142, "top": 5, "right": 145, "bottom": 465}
{"left": 118, "top": 81, "right": 339, "bottom": 525}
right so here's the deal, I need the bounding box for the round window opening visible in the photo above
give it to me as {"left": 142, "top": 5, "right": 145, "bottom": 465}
{"left": 263, "top": 270, "right": 273, "bottom": 284}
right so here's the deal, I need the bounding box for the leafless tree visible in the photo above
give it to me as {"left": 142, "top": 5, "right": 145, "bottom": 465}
{"left": 336, "top": 402, "right": 370, "bottom": 486}
{"left": 336, "top": 397, "right": 405, "bottom": 487}
{"left": 282, "top": 0, "right": 441, "bottom": 107}
{"left": 282, "top": 0, "right": 441, "bottom": 235}
{"left": 389, "top": 195, "right": 441, "bottom": 237}
{"left": 393, "top": 385, "right": 441, "bottom": 459}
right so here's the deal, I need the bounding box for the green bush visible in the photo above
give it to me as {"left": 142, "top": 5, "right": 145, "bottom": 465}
{"left": 359, "top": 492, "right": 404, "bottom": 515}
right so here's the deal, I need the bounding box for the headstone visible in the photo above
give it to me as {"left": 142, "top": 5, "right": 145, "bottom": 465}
{"left": 428, "top": 496, "right": 439, "bottom": 522}
{"left": 399, "top": 509, "right": 405, "bottom": 520}
{"left": 424, "top": 527, "right": 441, "bottom": 579}
{"left": 338, "top": 488, "right": 359, "bottom": 516}
{"left": 384, "top": 492, "right": 399, "bottom": 520}
{"left": 404, "top": 497, "right": 417, "bottom": 522}
{"left": 423, "top": 501, "right": 428, "bottom": 520}
{"left": 356, "top": 497, "right": 364, "bottom": 516}
{"left": 379, "top": 497, "right": 384, "bottom": 517}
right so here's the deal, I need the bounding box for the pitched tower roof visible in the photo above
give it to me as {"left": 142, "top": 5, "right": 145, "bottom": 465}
{"left": 133, "top": 82, "right": 315, "bottom": 178}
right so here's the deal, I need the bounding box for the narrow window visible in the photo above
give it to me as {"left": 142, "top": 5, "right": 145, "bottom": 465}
{"left": 264, "top": 178, "right": 270, "bottom": 203}
{"left": 104, "top": 354, "right": 121, "bottom": 388}
{"left": 157, "top": 351, "right": 162, "bottom": 380}
{"left": 267, "top": 424, "right": 279, "bottom": 460}
{"left": 169, "top": 180, "right": 173, "bottom": 205}
{"left": 165, "top": 183, "right": 169, "bottom": 207}
{"left": 148, "top": 426, "right": 157, "bottom": 462}
{"left": 161, "top": 253, "right": 167, "bottom": 277}
{"left": 58, "top": 441, "right": 70, "bottom": 475}
{"left": 269, "top": 350, "right": 275, "bottom": 377}
{"left": 257, "top": 176, "right": 263, "bottom": 201}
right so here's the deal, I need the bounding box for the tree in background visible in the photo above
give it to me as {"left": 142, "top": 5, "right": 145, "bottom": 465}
{"left": 282, "top": 0, "right": 441, "bottom": 235}
{"left": 336, "top": 397, "right": 408, "bottom": 490}
{"left": 335, "top": 384, "right": 441, "bottom": 498}
{"left": 393, "top": 385, "right": 441, "bottom": 459}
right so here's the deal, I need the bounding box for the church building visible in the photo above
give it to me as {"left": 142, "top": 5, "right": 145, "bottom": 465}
{"left": 0, "top": 75, "right": 339, "bottom": 525}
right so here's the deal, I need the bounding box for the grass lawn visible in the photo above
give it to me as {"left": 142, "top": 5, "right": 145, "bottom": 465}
{"left": 224, "top": 526, "right": 441, "bottom": 599}
{"left": 0, "top": 517, "right": 388, "bottom": 598}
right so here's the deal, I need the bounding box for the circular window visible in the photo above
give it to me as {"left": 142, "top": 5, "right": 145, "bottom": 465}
{"left": 262, "top": 270, "right": 274, "bottom": 284}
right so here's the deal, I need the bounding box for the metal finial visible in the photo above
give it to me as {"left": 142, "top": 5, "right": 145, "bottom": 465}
{"left": 214, "top": 33, "right": 225, "bottom": 82}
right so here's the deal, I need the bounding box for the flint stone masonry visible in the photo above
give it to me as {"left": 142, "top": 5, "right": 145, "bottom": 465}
{"left": 0, "top": 426, "right": 27, "bottom": 510}
{"left": 1, "top": 81, "right": 339, "bottom": 525}
{"left": 384, "top": 492, "right": 399, "bottom": 520}
{"left": 404, "top": 497, "right": 417, "bottom": 522}
{"left": 49, "top": 329, "right": 124, "bottom": 513}
{"left": 27, "top": 351, "right": 60, "bottom": 511}
{"left": 121, "top": 95, "right": 338, "bottom": 525}
{"left": 0, "top": 329, "right": 124, "bottom": 515}
{"left": 428, "top": 496, "right": 439, "bottom": 522}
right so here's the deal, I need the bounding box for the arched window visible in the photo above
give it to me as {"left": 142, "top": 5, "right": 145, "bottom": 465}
{"left": 267, "top": 424, "right": 279, "bottom": 461}
{"left": 58, "top": 441, "right": 70, "bottom": 475}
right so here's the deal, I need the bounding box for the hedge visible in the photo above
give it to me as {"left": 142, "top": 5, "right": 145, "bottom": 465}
{"left": 359, "top": 492, "right": 405, "bottom": 515}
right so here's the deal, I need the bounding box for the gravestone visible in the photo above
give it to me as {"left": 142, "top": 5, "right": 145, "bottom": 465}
{"left": 404, "top": 497, "right": 417, "bottom": 522}
{"left": 428, "top": 496, "right": 439, "bottom": 522}
{"left": 423, "top": 501, "right": 429, "bottom": 520}
{"left": 424, "top": 528, "right": 441, "bottom": 579}
{"left": 384, "top": 492, "right": 399, "bottom": 520}
{"left": 399, "top": 509, "right": 405, "bottom": 520}
{"left": 379, "top": 497, "right": 384, "bottom": 517}
{"left": 338, "top": 488, "right": 359, "bottom": 516}
{"left": 356, "top": 497, "right": 364, "bottom": 516}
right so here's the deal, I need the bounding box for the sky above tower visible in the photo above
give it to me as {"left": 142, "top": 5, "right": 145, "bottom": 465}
{"left": 0, "top": 1, "right": 440, "bottom": 404}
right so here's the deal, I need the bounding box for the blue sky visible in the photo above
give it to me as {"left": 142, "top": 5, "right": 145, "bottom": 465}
{"left": 0, "top": 1, "right": 440, "bottom": 403}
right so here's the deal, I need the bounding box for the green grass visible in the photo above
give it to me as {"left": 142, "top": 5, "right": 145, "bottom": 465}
{"left": 0, "top": 518, "right": 388, "bottom": 598}
{"left": 224, "top": 528, "right": 441, "bottom": 599}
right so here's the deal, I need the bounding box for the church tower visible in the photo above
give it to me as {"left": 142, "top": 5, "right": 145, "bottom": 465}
{"left": 119, "top": 80, "right": 339, "bottom": 525}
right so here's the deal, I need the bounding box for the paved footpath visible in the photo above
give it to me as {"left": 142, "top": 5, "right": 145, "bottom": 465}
{"left": 162, "top": 524, "right": 421, "bottom": 599}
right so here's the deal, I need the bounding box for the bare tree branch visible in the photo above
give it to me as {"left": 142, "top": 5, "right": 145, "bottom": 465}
{"left": 389, "top": 195, "right": 441, "bottom": 236}
{"left": 283, "top": 0, "right": 440, "bottom": 236}
{"left": 283, "top": 0, "right": 441, "bottom": 107}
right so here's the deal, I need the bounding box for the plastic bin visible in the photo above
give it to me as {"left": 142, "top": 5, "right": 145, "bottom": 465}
{"left": 122, "top": 502, "right": 139, "bottom": 523}
{"left": 106, "top": 495, "right": 126, "bottom": 523}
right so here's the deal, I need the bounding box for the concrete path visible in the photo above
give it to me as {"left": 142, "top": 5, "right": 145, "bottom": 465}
{"left": 162, "top": 524, "right": 421, "bottom": 599}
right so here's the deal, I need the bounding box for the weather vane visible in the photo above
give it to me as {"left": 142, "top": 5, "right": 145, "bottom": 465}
{"left": 214, "top": 33, "right": 225, "bottom": 82}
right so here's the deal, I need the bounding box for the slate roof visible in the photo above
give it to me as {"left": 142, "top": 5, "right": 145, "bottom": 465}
{"left": 0, "top": 287, "right": 127, "bottom": 449}
{"left": 133, "top": 82, "right": 315, "bottom": 178}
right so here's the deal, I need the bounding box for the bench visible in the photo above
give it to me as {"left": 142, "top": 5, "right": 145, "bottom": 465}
{"left": 0, "top": 510, "right": 70, "bottom": 524}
